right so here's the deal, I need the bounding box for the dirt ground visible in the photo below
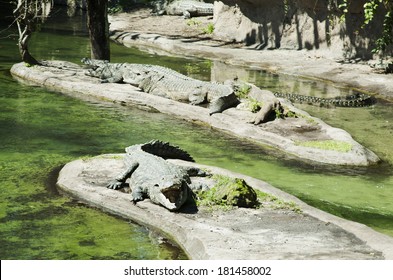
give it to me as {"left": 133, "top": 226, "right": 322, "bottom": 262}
{"left": 110, "top": 8, "right": 215, "bottom": 39}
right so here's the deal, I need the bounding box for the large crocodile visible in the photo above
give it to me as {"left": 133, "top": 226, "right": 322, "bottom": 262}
{"left": 82, "top": 58, "right": 239, "bottom": 115}
{"left": 274, "top": 92, "right": 375, "bottom": 107}
{"left": 153, "top": 0, "right": 214, "bottom": 18}
{"left": 106, "top": 140, "right": 208, "bottom": 211}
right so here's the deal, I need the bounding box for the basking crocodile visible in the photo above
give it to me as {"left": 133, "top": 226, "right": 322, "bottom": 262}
{"left": 274, "top": 92, "right": 375, "bottom": 107}
{"left": 154, "top": 0, "right": 214, "bottom": 18}
{"left": 82, "top": 58, "right": 239, "bottom": 115}
{"left": 106, "top": 140, "right": 207, "bottom": 211}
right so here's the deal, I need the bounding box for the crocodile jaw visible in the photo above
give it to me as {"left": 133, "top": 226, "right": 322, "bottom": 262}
{"left": 152, "top": 182, "right": 188, "bottom": 211}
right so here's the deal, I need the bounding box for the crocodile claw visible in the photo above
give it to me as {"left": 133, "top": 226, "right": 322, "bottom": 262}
{"left": 106, "top": 180, "right": 124, "bottom": 190}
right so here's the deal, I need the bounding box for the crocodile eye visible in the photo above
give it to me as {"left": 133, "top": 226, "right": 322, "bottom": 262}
{"left": 154, "top": 184, "right": 159, "bottom": 188}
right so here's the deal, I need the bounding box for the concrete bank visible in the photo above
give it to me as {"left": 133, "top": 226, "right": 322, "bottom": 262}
{"left": 56, "top": 154, "right": 393, "bottom": 259}
{"left": 110, "top": 29, "right": 393, "bottom": 101}
{"left": 10, "top": 62, "right": 379, "bottom": 166}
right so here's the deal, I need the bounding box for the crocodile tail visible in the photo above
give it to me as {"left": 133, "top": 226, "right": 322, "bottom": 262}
{"left": 141, "top": 140, "right": 195, "bottom": 162}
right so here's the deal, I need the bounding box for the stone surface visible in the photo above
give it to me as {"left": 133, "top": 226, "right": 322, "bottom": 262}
{"left": 212, "top": 0, "right": 392, "bottom": 59}
{"left": 56, "top": 154, "right": 393, "bottom": 259}
{"left": 208, "top": 177, "right": 258, "bottom": 208}
{"left": 10, "top": 62, "right": 380, "bottom": 166}
{"left": 108, "top": 9, "right": 393, "bottom": 100}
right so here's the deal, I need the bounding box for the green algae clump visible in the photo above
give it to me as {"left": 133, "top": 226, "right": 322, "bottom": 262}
{"left": 197, "top": 175, "right": 258, "bottom": 208}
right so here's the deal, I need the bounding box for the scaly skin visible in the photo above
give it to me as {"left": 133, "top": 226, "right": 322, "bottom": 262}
{"left": 274, "top": 92, "right": 375, "bottom": 107}
{"left": 165, "top": 0, "right": 214, "bottom": 18}
{"left": 82, "top": 58, "right": 239, "bottom": 114}
{"left": 106, "top": 140, "right": 207, "bottom": 211}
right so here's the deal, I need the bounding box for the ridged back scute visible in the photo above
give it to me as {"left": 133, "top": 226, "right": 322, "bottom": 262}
{"left": 81, "top": 58, "right": 109, "bottom": 67}
{"left": 141, "top": 140, "right": 195, "bottom": 162}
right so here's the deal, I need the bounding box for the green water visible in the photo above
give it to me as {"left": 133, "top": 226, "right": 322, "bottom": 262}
{"left": 1, "top": 6, "right": 393, "bottom": 260}
{"left": 0, "top": 7, "right": 189, "bottom": 260}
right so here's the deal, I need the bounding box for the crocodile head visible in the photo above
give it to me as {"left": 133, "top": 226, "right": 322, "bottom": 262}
{"left": 122, "top": 68, "right": 149, "bottom": 87}
{"left": 149, "top": 175, "right": 189, "bottom": 211}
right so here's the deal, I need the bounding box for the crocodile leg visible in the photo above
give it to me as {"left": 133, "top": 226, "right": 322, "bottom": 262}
{"left": 209, "top": 93, "right": 240, "bottom": 115}
{"left": 185, "top": 166, "right": 210, "bottom": 177}
{"left": 130, "top": 185, "right": 145, "bottom": 204}
{"left": 106, "top": 162, "right": 139, "bottom": 190}
{"left": 189, "top": 88, "right": 207, "bottom": 105}
{"left": 183, "top": 10, "right": 191, "bottom": 18}
{"left": 100, "top": 72, "right": 123, "bottom": 83}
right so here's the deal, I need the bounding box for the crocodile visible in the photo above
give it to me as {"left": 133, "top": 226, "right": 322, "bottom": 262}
{"left": 273, "top": 92, "right": 375, "bottom": 107}
{"left": 153, "top": 0, "right": 214, "bottom": 18}
{"left": 82, "top": 58, "right": 239, "bottom": 115}
{"left": 106, "top": 140, "right": 208, "bottom": 211}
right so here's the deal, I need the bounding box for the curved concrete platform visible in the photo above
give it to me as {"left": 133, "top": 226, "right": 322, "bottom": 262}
{"left": 56, "top": 154, "right": 393, "bottom": 259}
{"left": 10, "top": 62, "right": 379, "bottom": 166}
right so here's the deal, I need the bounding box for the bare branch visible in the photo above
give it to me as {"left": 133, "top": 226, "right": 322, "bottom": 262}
{"left": 11, "top": 0, "right": 54, "bottom": 64}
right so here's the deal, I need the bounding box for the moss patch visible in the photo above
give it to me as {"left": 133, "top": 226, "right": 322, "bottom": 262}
{"left": 196, "top": 175, "right": 258, "bottom": 209}
{"left": 255, "top": 190, "right": 302, "bottom": 213}
{"left": 249, "top": 98, "right": 263, "bottom": 113}
{"left": 234, "top": 83, "right": 252, "bottom": 99}
{"left": 195, "top": 175, "right": 302, "bottom": 213}
{"left": 295, "top": 140, "right": 352, "bottom": 152}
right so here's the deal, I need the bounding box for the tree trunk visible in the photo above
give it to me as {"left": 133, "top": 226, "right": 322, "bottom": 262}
{"left": 17, "top": 23, "right": 40, "bottom": 65}
{"left": 86, "top": 0, "right": 110, "bottom": 61}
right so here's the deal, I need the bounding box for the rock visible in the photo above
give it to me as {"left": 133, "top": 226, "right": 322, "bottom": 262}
{"left": 209, "top": 176, "right": 258, "bottom": 208}
{"left": 55, "top": 155, "right": 393, "bottom": 259}
{"left": 213, "top": 1, "right": 261, "bottom": 45}
{"left": 10, "top": 62, "right": 381, "bottom": 166}
{"left": 212, "top": 0, "right": 392, "bottom": 58}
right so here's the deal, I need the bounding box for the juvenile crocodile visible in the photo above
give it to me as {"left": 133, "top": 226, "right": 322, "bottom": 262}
{"left": 274, "top": 92, "right": 375, "bottom": 107}
{"left": 106, "top": 140, "right": 207, "bottom": 211}
{"left": 82, "top": 58, "right": 239, "bottom": 115}
{"left": 154, "top": 0, "right": 214, "bottom": 18}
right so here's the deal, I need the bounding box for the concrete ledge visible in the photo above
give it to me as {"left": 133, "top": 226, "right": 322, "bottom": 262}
{"left": 10, "top": 62, "right": 379, "bottom": 166}
{"left": 56, "top": 154, "right": 393, "bottom": 259}
{"left": 111, "top": 30, "right": 393, "bottom": 101}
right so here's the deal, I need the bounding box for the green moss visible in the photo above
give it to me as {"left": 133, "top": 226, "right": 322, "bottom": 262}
{"left": 196, "top": 175, "right": 301, "bottom": 214}
{"left": 254, "top": 190, "right": 302, "bottom": 213}
{"left": 275, "top": 108, "right": 284, "bottom": 119}
{"left": 282, "top": 105, "right": 298, "bottom": 118}
{"left": 186, "top": 18, "right": 202, "bottom": 27}
{"left": 234, "top": 84, "right": 264, "bottom": 113}
{"left": 235, "top": 83, "right": 252, "bottom": 99}
{"left": 196, "top": 175, "right": 258, "bottom": 209}
{"left": 202, "top": 23, "right": 215, "bottom": 34}
{"left": 295, "top": 140, "right": 353, "bottom": 152}
{"left": 249, "top": 98, "right": 262, "bottom": 113}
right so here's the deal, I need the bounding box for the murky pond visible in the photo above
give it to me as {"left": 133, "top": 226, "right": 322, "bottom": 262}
{"left": 1, "top": 6, "right": 393, "bottom": 259}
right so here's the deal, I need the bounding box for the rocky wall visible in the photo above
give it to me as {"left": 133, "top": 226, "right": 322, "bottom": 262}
{"left": 213, "top": 0, "right": 391, "bottom": 59}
